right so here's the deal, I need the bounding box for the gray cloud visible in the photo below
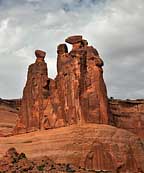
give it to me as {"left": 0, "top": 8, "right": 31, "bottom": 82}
{"left": 0, "top": 0, "right": 144, "bottom": 99}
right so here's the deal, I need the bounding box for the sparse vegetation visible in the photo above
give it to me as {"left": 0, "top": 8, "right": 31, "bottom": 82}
{"left": 37, "top": 164, "right": 45, "bottom": 171}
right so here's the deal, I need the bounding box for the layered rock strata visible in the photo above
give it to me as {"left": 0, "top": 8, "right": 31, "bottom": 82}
{"left": 0, "top": 35, "right": 144, "bottom": 173}
{"left": 0, "top": 147, "right": 112, "bottom": 173}
{"left": 110, "top": 99, "right": 144, "bottom": 139}
{"left": 0, "top": 99, "right": 19, "bottom": 136}
{"left": 14, "top": 36, "right": 110, "bottom": 133}
{"left": 14, "top": 50, "right": 49, "bottom": 133}
{"left": 0, "top": 124, "right": 144, "bottom": 173}
{"left": 1, "top": 98, "right": 144, "bottom": 139}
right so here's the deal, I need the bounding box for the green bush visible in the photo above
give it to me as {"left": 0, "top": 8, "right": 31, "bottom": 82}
{"left": 37, "top": 164, "right": 45, "bottom": 171}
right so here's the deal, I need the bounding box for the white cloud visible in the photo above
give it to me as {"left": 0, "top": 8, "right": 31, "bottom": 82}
{"left": 0, "top": 18, "right": 9, "bottom": 31}
{"left": 0, "top": 0, "right": 144, "bottom": 99}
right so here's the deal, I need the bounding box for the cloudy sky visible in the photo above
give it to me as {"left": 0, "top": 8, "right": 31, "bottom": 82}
{"left": 0, "top": 0, "right": 144, "bottom": 99}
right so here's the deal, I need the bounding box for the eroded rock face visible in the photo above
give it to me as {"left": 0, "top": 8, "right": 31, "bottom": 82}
{"left": 14, "top": 50, "right": 49, "bottom": 133}
{"left": 1, "top": 35, "right": 144, "bottom": 173}
{"left": 0, "top": 99, "right": 19, "bottom": 136}
{"left": 85, "top": 141, "right": 116, "bottom": 171}
{"left": 1, "top": 124, "right": 144, "bottom": 173}
{"left": 2, "top": 97, "right": 144, "bottom": 140}
{"left": 54, "top": 37, "right": 109, "bottom": 125}
{"left": 110, "top": 99, "right": 144, "bottom": 139}
{"left": 0, "top": 148, "right": 114, "bottom": 173}
{"left": 14, "top": 36, "right": 110, "bottom": 133}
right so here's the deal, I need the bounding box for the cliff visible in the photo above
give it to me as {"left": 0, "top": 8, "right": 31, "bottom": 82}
{"left": 0, "top": 99, "right": 20, "bottom": 136}
{"left": 1, "top": 98, "right": 144, "bottom": 139}
{"left": 110, "top": 99, "right": 144, "bottom": 139}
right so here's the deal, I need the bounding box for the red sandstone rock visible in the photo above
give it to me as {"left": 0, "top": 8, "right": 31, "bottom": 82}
{"left": 54, "top": 38, "right": 109, "bottom": 125}
{"left": 1, "top": 35, "right": 144, "bottom": 173}
{"left": 1, "top": 35, "right": 143, "bottom": 139}
{"left": 35, "top": 49, "right": 46, "bottom": 58}
{"left": 14, "top": 50, "right": 49, "bottom": 134}
{"left": 14, "top": 36, "right": 110, "bottom": 134}
{"left": 0, "top": 99, "right": 18, "bottom": 136}
{"left": 0, "top": 147, "right": 104, "bottom": 173}
{"left": 1, "top": 124, "right": 144, "bottom": 173}
{"left": 85, "top": 141, "right": 116, "bottom": 171}
{"left": 65, "top": 35, "right": 83, "bottom": 44}
{"left": 1, "top": 97, "right": 144, "bottom": 140}
{"left": 109, "top": 99, "right": 144, "bottom": 139}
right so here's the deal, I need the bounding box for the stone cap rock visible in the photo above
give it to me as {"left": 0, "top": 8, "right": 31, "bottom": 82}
{"left": 65, "top": 35, "right": 83, "bottom": 44}
{"left": 81, "top": 39, "right": 88, "bottom": 46}
{"left": 35, "top": 50, "right": 46, "bottom": 58}
{"left": 57, "top": 44, "right": 68, "bottom": 54}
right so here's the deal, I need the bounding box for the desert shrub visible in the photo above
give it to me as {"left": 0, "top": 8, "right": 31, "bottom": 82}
{"left": 18, "top": 153, "right": 26, "bottom": 160}
{"left": 37, "top": 164, "right": 45, "bottom": 171}
{"left": 66, "top": 164, "right": 75, "bottom": 172}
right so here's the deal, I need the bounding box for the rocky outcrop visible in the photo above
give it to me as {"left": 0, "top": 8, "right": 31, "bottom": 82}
{"left": 85, "top": 141, "right": 116, "bottom": 171}
{"left": 0, "top": 124, "right": 144, "bottom": 173}
{"left": 1, "top": 35, "right": 144, "bottom": 173}
{"left": 14, "top": 50, "right": 50, "bottom": 133}
{"left": 0, "top": 98, "right": 21, "bottom": 109}
{"left": 0, "top": 99, "right": 19, "bottom": 136}
{"left": 14, "top": 35, "right": 110, "bottom": 134}
{"left": 53, "top": 36, "right": 109, "bottom": 127}
{"left": 1, "top": 97, "right": 144, "bottom": 140}
{"left": 0, "top": 148, "right": 102, "bottom": 173}
{"left": 110, "top": 99, "right": 144, "bottom": 139}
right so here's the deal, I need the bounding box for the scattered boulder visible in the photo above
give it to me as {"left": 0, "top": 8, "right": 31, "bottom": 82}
{"left": 0, "top": 148, "right": 111, "bottom": 172}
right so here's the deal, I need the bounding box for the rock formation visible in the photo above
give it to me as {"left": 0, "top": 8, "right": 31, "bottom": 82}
{"left": 85, "top": 141, "right": 116, "bottom": 171}
{"left": 0, "top": 99, "right": 19, "bottom": 136}
{"left": 0, "top": 148, "right": 112, "bottom": 173}
{"left": 14, "top": 50, "right": 49, "bottom": 133}
{"left": 1, "top": 97, "right": 144, "bottom": 139}
{"left": 0, "top": 35, "right": 144, "bottom": 173}
{"left": 55, "top": 35, "right": 109, "bottom": 125}
{"left": 1, "top": 124, "right": 144, "bottom": 172}
{"left": 14, "top": 35, "right": 110, "bottom": 134}
{"left": 110, "top": 99, "right": 144, "bottom": 139}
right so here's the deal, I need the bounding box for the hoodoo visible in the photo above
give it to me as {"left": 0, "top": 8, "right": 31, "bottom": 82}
{"left": 14, "top": 35, "right": 110, "bottom": 134}
{"left": 0, "top": 36, "right": 144, "bottom": 173}
{"left": 14, "top": 50, "right": 49, "bottom": 133}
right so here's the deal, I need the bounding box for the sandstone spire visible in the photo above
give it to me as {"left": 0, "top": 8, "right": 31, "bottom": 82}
{"left": 14, "top": 50, "right": 49, "bottom": 133}
{"left": 14, "top": 36, "right": 110, "bottom": 134}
